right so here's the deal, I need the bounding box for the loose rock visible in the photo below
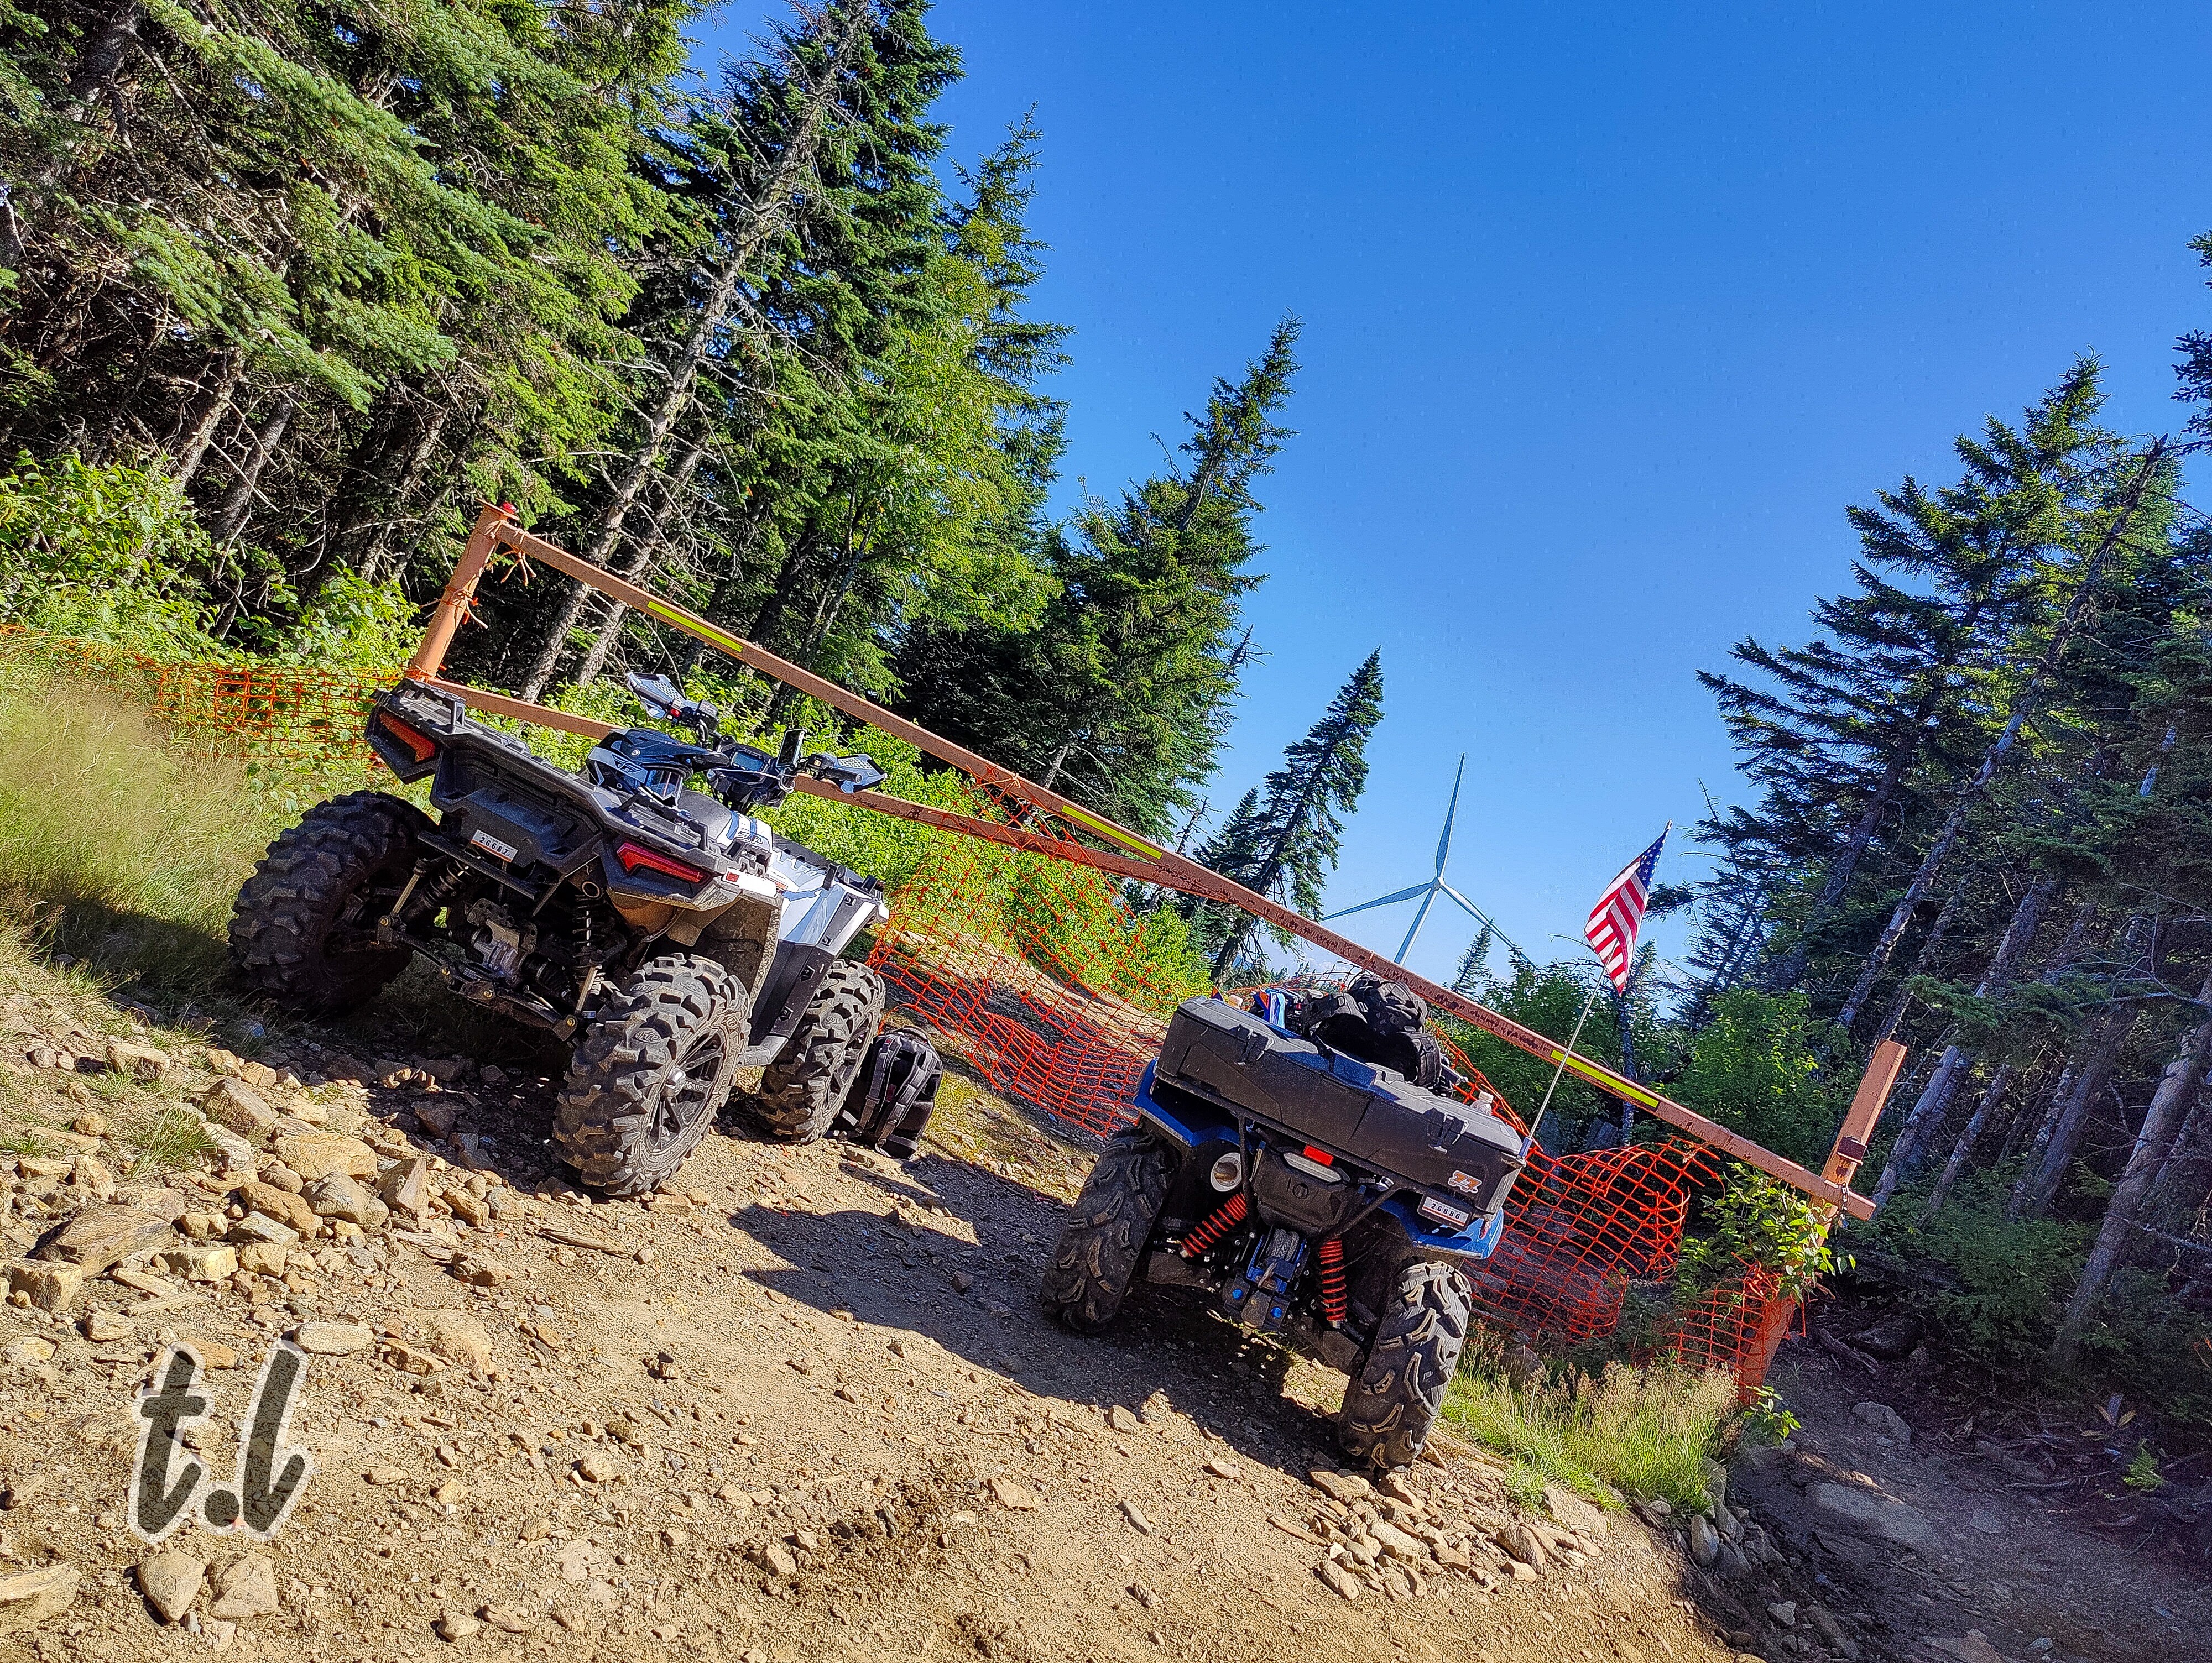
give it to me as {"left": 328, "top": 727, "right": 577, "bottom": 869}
{"left": 82, "top": 1310, "right": 131, "bottom": 1342}
{"left": 1108, "top": 1405, "right": 1143, "bottom": 1434}
{"left": 207, "top": 1555, "right": 279, "bottom": 1620}
{"left": 272, "top": 1134, "right": 376, "bottom": 1184}
{"left": 8, "top": 1261, "right": 86, "bottom": 1314}
{"left": 44, "top": 1205, "right": 173, "bottom": 1272}
{"left": 1850, "top": 1400, "right": 1912, "bottom": 1445}
{"left": 104, "top": 1040, "right": 171, "bottom": 1081}
{"left": 291, "top": 1321, "right": 373, "bottom": 1356}
{"left": 138, "top": 1550, "right": 206, "bottom": 1623}
{"left": 989, "top": 1476, "right": 1040, "bottom": 1510}
{"left": 1310, "top": 1470, "right": 1373, "bottom": 1504}
{"left": 0, "top": 1564, "right": 78, "bottom": 1633}
{"left": 198, "top": 1078, "right": 277, "bottom": 1138}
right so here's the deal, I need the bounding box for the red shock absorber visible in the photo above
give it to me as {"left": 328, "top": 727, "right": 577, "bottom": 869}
{"left": 1180, "top": 1193, "right": 1248, "bottom": 1258}
{"left": 1317, "top": 1235, "right": 1347, "bottom": 1326}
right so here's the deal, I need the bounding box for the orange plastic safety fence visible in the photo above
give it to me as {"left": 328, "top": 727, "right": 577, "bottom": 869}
{"left": 870, "top": 804, "right": 1796, "bottom": 1393}
{"left": 13, "top": 628, "right": 1797, "bottom": 1391}
{"left": 0, "top": 628, "right": 384, "bottom": 763}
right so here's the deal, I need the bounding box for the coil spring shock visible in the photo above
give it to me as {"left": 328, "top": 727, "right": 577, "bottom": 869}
{"left": 1317, "top": 1235, "right": 1347, "bottom": 1326}
{"left": 1181, "top": 1192, "right": 1248, "bottom": 1258}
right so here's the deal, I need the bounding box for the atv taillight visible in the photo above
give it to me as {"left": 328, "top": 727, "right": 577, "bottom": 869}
{"left": 375, "top": 712, "right": 437, "bottom": 763}
{"left": 1300, "top": 1144, "right": 1334, "bottom": 1167}
{"left": 615, "top": 843, "right": 709, "bottom": 885}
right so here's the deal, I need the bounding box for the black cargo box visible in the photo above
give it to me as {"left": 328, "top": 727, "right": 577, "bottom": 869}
{"left": 1156, "top": 998, "right": 1525, "bottom": 1217}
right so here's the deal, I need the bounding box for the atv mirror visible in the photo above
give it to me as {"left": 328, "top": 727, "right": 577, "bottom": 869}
{"left": 817, "top": 754, "right": 886, "bottom": 795}
{"left": 777, "top": 727, "right": 807, "bottom": 768}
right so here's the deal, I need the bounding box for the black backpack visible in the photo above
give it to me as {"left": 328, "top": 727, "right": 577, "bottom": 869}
{"left": 836, "top": 1028, "right": 943, "bottom": 1160}
{"left": 1289, "top": 975, "right": 1460, "bottom": 1094}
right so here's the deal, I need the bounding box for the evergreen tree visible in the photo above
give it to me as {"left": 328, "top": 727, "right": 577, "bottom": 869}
{"left": 1198, "top": 650, "right": 1384, "bottom": 980}
{"left": 893, "top": 319, "right": 1300, "bottom": 836}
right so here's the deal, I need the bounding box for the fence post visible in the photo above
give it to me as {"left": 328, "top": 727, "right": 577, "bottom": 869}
{"left": 405, "top": 504, "right": 511, "bottom": 682}
{"left": 1737, "top": 1040, "right": 1907, "bottom": 1397}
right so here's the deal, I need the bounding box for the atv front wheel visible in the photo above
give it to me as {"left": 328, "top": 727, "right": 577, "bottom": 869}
{"left": 745, "top": 960, "right": 884, "bottom": 1142}
{"left": 555, "top": 954, "right": 747, "bottom": 1197}
{"left": 1338, "top": 1258, "right": 1472, "bottom": 1469}
{"left": 227, "top": 791, "right": 429, "bottom": 1013}
{"left": 1041, "top": 1127, "right": 1178, "bottom": 1332}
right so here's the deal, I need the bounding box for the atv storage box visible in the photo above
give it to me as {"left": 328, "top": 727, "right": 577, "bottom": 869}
{"left": 1156, "top": 997, "right": 1525, "bottom": 1217}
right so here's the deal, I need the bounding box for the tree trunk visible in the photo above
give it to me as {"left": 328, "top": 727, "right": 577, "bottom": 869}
{"left": 1919, "top": 1062, "right": 2013, "bottom": 1221}
{"left": 1766, "top": 736, "right": 1922, "bottom": 993}
{"left": 571, "top": 432, "right": 712, "bottom": 686}
{"left": 358, "top": 399, "right": 453, "bottom": 582}
{"left": 1867, "top": 876, "right": 2054, "bottom": 1209}
{"left": 518, "top": 11, "right": 862, "bottom": 703}
{"left": 172, "top": 353, "right": 242, "bottom": 489}
{"left": 1869, "top": 877, "right": 1968, "bottom": 1049}
{"left": 1835, "top": 443, "right": 2168, "bottom": 1032}
{"left": 212, "top": 396, "right": 296, "bottom": 547}
{"left": 34, "top": 0, "right": 146, "bottom": 190}
{"left": 2051, "top": 963, "right": 2212, "bottom": 1367}
{"left": 2016, "top": 1000, "right": 2141, "bottom": 1220}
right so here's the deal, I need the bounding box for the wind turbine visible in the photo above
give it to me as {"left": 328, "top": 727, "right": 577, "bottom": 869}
{"left": 1322, "top": 755, "right": 1525, "bottom": 967}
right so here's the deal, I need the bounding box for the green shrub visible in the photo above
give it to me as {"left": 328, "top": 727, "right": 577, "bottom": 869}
{"left": 1669, "top": 989, "right": 1845, "bottom": 1167}
{"left": 1676, "top": 1164, "right": 1841, "bottom": 1303}
{"left": 0, "top": 451, "right": 221, "bottom": 656}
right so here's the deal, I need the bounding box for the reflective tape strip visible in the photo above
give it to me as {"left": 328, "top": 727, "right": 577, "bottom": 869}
{"left": 1055, "top": 803, "right": 1167, "bottom": 861}
{"left": 1550, "top": 1050, "right": 1661, "bottom": 1108}
{"left": 643, "top": 601, "right": 749, "bottom": 661}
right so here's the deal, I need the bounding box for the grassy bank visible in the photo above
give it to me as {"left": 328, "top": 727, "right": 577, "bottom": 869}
{"left": 1442, "top": 1338, "right": 1740, "bottom": 1513}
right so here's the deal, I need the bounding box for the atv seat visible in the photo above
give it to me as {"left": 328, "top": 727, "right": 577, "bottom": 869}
{"left": 678, "top": 788, "right": 738, "bottom": 850}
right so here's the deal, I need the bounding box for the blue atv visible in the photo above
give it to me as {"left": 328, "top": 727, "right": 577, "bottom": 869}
{"left": 1041, "top": 976, "right": 1526, "bottom": 1468}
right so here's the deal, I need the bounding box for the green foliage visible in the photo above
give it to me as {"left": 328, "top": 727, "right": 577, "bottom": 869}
{"left": 1740, "top": 1385, "right": 1802, "bottom": 1446}
{"left": 275, "top": 571, "right": 423, "bottom": 671}
{"left": 2124, "top": 1442, "right": 2164, "bottom": 1491}
{"left": 1676, "top": 1166, "right": 1841, "bottom": 1303}
{"left": 1869, "top": 1171, "right": 2090, "bottom": 1363}
{"left": 0, "top": 453, "right": 220, "bottom": 656}
{"left": 1670, "top": 989, "right": 1846, "bottom": 1167}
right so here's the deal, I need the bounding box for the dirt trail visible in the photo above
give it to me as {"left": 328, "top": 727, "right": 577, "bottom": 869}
{"left": 0, "top": 972, "right": 2166, "bottom": 1663}
{"left": 1735, "top": 1347, "right": 2212, "bottom": 1663}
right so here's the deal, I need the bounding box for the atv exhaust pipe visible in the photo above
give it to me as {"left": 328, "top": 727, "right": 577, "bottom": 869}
{"left": 1208, "top": 1150, "right": 1244, "bottom": 1193}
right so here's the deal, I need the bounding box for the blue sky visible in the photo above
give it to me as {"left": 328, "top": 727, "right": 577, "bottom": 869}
{"left": 698, "top": 2, "right": 2212, "bottom": 991}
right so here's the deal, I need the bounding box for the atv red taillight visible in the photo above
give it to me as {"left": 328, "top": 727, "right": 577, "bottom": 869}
{"left": 375, "top": 712, "right": 438, "bottom": 764}
{"left": 615, "top": 843, "right": 709, "bottom": 885}
{"left": 1300, "top": 1144, "right": 1334, "bottom": 1167}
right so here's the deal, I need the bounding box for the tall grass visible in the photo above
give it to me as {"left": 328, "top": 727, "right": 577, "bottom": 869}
{"left": 1443, "top": 1347, "right": 1739, "bottom": 1513}
{"left": 0, "top": 674, "right": 301, "bottom": 984}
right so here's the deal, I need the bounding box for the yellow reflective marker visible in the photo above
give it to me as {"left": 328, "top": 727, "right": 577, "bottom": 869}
{"left": 1055, "top": 804, "right": 1167, "bottom": 862}
{"left": 644, "top": 601, "right": 748, "bottom": 661}
{"left": 1548, "top": 1050, "right": 1661, "bottom": 1108}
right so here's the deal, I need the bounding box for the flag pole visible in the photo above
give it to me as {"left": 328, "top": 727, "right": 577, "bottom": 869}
{"left": 1525, "top": 980, "right": 1601, "bottom": 1158}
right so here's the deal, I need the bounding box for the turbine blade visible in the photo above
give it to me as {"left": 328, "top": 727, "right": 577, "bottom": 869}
{"left": 1434, "top": 754, "right": 1467, "bottom": 876}
{"left": 1321, "top": 881, "right": 1434, "bottom": 921}
{"left": 1398, "top": 886, "right": 1442, "bottom": 962}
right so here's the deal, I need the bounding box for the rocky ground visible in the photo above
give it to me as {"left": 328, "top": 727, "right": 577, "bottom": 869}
{"left": 0, "top": 956, "right": 2188, "bottom": 1662}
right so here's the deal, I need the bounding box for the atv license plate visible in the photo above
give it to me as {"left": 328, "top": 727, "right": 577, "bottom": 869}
{"left": 469, "top": 828, "right": 520, "bottom": 863}
{"left": 1417, "top": 1194, "right": 1473, "bottom": 1231}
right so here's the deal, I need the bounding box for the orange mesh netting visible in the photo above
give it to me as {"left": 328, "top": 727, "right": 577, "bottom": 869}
{"left": 9, "top": 629, "right": 1796, "bottom": 1390}
{"left": 869, "top": 799, "right": 1790, "bottom": 1390}
{"left": 0, "top": 629, "right": 384, "bottom": 763}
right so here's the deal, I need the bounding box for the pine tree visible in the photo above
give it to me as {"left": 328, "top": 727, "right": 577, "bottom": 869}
{"left": 1199, "top": 651, "right": 1384, "bottom": 980}
{"left": 893, "top": 319, "right": 1301, "bottom": 836}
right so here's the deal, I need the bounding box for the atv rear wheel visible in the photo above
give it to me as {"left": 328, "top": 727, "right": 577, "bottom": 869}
{"left": 555, "top": 954, "right": 747, "bottom": 1198}
{"left": 1041, "top": 1127, "right": 1178, "bottom": 1332}
{"left": 227, "top": 791, "right": 429, "bottom": 1014}
{"left": 1338, "top": 1258, "right": 1472, "bottom": 1469}
{"left": 745, "top": 960, "right": 884, "bottom": 1142}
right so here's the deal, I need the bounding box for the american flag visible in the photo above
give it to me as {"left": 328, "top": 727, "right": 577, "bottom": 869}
{"left": 1585, "top": 829, "right": 1667, "bottom": 992}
